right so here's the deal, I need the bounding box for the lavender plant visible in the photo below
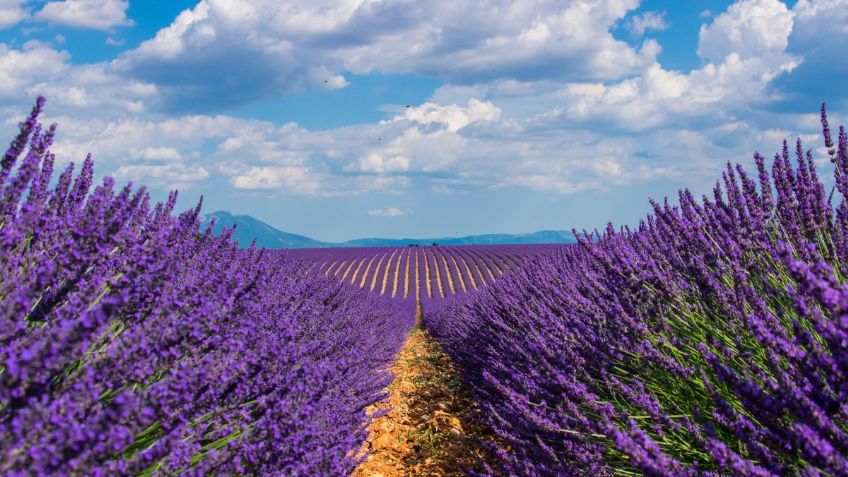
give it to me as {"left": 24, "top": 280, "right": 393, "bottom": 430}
{"left": 427, "top": 104, "right": 848, "bottom": 476}
{"left": 0, "top": 98, "right": 415, "bottom": 475}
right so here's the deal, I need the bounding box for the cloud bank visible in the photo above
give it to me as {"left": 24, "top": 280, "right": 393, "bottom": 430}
{"left": 0, "top": 0, "right": 842, "bottom": 226}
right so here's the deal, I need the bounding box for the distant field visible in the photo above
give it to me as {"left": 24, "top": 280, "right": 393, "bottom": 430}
{"left": 288, "top": 244, "right": 563, "bottom": 303}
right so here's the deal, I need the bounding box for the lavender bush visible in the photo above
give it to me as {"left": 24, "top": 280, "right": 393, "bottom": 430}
{"left": 0, "top": 98, "right": 415, "bottom": 475}
{"left": 427, "top": 104, "right": 848, "bottom": 476}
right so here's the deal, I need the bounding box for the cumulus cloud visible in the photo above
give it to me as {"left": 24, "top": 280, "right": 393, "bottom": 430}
{"left": 397, "top": 99, "right": 501, "bottom": 133}
{"left": 697, "top": 0, "right": 794, "bottom": 63}
{"left": 114, "top": 163, "right": 208, "bottom": 191}
{"left": 37, "top": 92, "right": 677, "bottom": 199}
{"left": 130, "top": 146, "right": 183, "bottom": 162}
{"left": 626, "top": 11, "right": 669, "bottom": 38}
{"left": 542, "top": 49, "right": 799, "bottom": 133}
{"left": 0, "top": 0, "right": 27, "bottom": 29}
{"left": 0, "top": 0, "right": 839, "bottom": 207}
{"left": 36, "top": 0, "right": 133, "bottom": 31}
{"left": 308, "top": 65, "right": 348, "bottom": 89}
{"left": 0, "top": 41, "right": 158, "bottom": 115}
{"left": 531, "top": 0, "right": 802, "bottom": 135}
{"left": 368, "top": 207, "right": 407, "bottom": 217}
{"left": 0, "top": 42, "right": 70, "bottom": 97}
{"left": 230, "top": 166, "right": 320, "bottom": 194}
{"left": 766, "top": 0, "right": 848, "bottom": 111}
{"left": 348, "top": 153, "right": 410, "bottom": 174}
{"left": 114, "top": 0, "right": 656, "bottom": 112}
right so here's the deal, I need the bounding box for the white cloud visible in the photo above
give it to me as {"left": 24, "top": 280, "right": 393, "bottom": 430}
{"left": 37, "top": 0, "right": 132, "bottom": 31}
{"left": 130, "top": 146, "right": 183, "bottom": 162}
{"left": 308, "top": 65, "right": 348, "bottom": 89}
{"left": 114, "top": 163, "right": 208, "bottom": 190}
{"left": 0, "top": 42, "right": 70, "bottom": 97}
{"left": 230, "top": 166, "right": 319, "bottom": 193}
{"left": 528, "top": 0, "right": 803, "bottom": 136}
{"left": 0, "top": 0, "right": 839, "bottom": 208}
{"left": 128, "top": 2, "right": 212, "bottom": 60}
{"left": 349, "top": 153, "right": 410, "bottom": 174}
{"left": 773, "top": 0, "right": 848, "bottom": 110}
{"left": 627, "top": 11, "right": 668, "bottom": 38}
{"left": 0, "top": 42, "right": 158, "bottom": 116}
{"left": 0, "top": 0, "right": 27, "bottom": 29}
{"left": 540, "top": 46, "right": 799, "bottom": 133}
{"left": 396, "top": 99, "right": 501, "bottom": 133}
{"left": 368, "top": 207, "right": 407, "bottom": 217}
{"left": 790, "top": 0, "right": 848, "bottom": 50}
{"left": 697, "top": 0, "right": 794, "bottom": 63}
{"left": 114, "top": 0, "right": 655, "bottom": 112}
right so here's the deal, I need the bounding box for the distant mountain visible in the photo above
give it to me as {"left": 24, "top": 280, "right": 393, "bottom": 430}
{"left": 342, "top": 230, "right": 575, "bottom": 247}
{"left": 202, "top": 211, "right": 576, "bottom": 249}
{"left": 201, "top": 211, "right": 329, "bottom": 249}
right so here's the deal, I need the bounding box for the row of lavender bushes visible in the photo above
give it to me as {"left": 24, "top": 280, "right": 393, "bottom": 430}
{"left": 0, "top": 98, "right": 415, "bottom": 475}
{"left": 427, "top": 104, "right": 848, "bottom": 476}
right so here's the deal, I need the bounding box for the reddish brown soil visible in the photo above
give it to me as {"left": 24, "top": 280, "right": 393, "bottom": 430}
{"left": 352, "top": 326, "right": 498, "bottom": 476}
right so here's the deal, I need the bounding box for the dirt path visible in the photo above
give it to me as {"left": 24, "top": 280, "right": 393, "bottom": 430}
{"left": 352, "top": 311, "right": 497, "bottom": 476}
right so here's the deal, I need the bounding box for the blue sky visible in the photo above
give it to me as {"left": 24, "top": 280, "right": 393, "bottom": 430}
{"left": 0, "top": 0, "right": 844, "bottom": 242}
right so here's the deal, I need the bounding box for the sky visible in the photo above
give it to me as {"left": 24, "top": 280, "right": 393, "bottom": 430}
{"left": 0, "top": 0, "right": 845, "bottom": 242}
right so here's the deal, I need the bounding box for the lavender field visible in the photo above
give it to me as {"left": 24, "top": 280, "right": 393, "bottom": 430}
{"left": 2, "top": 97, "right": 848, "bottom": 476}
{"left": 288, "top": 244, "right": 560, "bottom": 309}
{"left": 0, "top": 99, "right": 414, "bottom": 475}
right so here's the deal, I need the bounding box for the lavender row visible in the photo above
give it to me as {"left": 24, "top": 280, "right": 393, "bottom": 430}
{"left": 290, "top": 244, "right": 558, "bottom": 309}
{"left": 0, "top": 98, "right": 415, "bottom": 475}
{"left": 427, "top": 104, "right": 848, "bottom": 475}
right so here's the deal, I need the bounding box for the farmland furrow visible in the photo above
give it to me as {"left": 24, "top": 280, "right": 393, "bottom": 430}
{"left": 322, "top": 259, "right": 339, "bottom": 276}
{"left": 445, "top": 251, "right": 466, "bottom": 293}
{"left": 456, "top": 254, "right": 477, "bottom": 290}
{"left": 391, "top": 249, "right": 403, "bottom": 298}
{"left": 293, "top": 245, "right": 551, "bottom": 301}
{"left": 437, "top": 249, "right": 457, "bottom": 295}
{"left": 333, "top": 258, "right": 348, "bottom": 275}
{"left": 339, "top": 257, "right": 357, "bottom": 281}
{"left": 401, "top": 248, "right": 410, "bottom": 299}
{"left": 457, "top": 249, "right": 487, "bottom": 287}
{"left": 468, "top": 249, "right": 497, "bottom": 282}
{"left": 479, "top": 250, "right": 504, "bottom": 274}
{"left": 370, "top": 252, "right": 388, "bottom": 291}
{"left": 349, "top": 256, "right": 367, "bottom": 285}
{"left": 448, "top": 252, "right": 468, "bottom": 292}
{"left": 429, "top": 248, "right": 445, "bottom": 298}
{"left": 353, "top": 290, "right": 499, "bottom": 476}
{"left": 422, "top": 248, "right": 432, "bottom": 298}
{"left": 380, "top": 249, "right": 398, "bottom": 296}
{"left": 305, "top": 262, "right": 318, "bottom": 275}
{"left": 358, "top": 254, "right": 377, "bottom": 288}
{"left": 413, "top": 248, "right": 420, "bottom": 301}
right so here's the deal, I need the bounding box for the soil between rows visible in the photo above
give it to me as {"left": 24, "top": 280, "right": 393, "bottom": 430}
{"left": 352, "top": 322, "right": 498, "bottom": 476}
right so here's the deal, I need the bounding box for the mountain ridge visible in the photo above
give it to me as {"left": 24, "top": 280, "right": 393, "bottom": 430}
{"left": 202, "top": 210, "right": 576, "bottom": 249}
